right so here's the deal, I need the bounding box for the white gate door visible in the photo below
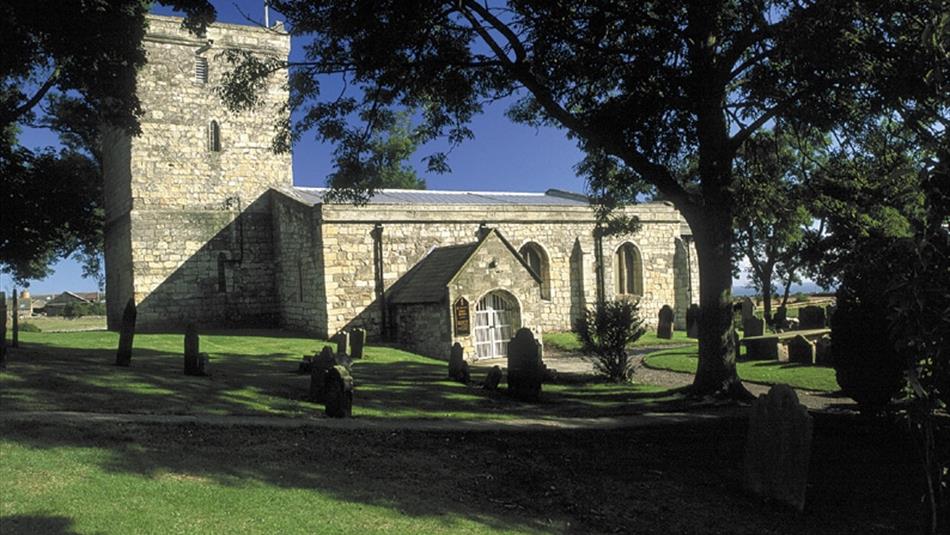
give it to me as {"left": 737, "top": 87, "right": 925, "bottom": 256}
{"left": 474, "top": 291, "right": 516, "bottom": 359}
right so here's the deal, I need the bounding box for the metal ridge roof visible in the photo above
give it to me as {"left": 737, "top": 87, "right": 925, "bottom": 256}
{"left": 292, "top": 187, "right": 592, "bottom": 206}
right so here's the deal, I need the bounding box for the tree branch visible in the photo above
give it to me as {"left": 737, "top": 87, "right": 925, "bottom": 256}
{"left": 3, "top": 69, "right": 59, "bottom": 125}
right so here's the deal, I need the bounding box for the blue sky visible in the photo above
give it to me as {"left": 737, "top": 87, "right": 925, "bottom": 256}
{"left": 9, "top": 1, "right": 804, "bottom": 295}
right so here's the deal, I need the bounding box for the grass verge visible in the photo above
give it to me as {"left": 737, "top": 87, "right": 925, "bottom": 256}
{"left": 544, "top": 330, "right": 696, "bottom": 353}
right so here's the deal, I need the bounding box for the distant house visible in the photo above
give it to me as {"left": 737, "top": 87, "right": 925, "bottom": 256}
{"left": 43, "top": 292, "right": 93, "bottom": 317}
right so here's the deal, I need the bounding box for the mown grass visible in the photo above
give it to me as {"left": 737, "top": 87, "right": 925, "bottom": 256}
{"left": 1, "top": 330, "right": 683, "bottom": 421}
{"left": 643, "top": 346, "right": 839, "bottom": 392}
{"left": 544, "top": 330, "right": 696, "bottom": 353}
{"left": 17, "top": 315, "right": 107, "bottom": 332}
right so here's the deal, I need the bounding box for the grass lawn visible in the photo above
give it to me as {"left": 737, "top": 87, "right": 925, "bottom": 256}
{"left": 544, "top": 330, "right": 696, "bottom": 353}
{"left": 17, "top": 315, "right": 107, "bottom": 332}
{"left": 0, "top": 416, "right": 926, "bottom": 534}
{"left": 1, "top": 330, "right": 683, "bottom": 421}
{"left": 643, "top": 346, "right": 839, "bottom": 392}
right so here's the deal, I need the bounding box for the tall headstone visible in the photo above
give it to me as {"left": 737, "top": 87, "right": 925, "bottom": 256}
{"left": 332, "top": 331, "right": 350, "bottom": 356}
{"left": 115, "top": 298, "right": 136, "bottom": 367}
{"left": 184, "top": 323, "right": 206, "bottom": 375}
{"left": 11, "top": 290, "right": 18, "bottom": 348}
{"left": 743, "top": 385, "right": 813, "bottom": 512}
{"left": 0, "top": 291, "right": 7, "bottom": 368}
{"left": 798, "top": 306, "right": 826, "bottom": 330}
{"left": 740, "top": 297, "right": 755, "bottom": 323}
{"left": 350, "top": 328, "right": 366, "bottom": 359}
{"left": 686, "top": 304, "right": 700, "bottom": 338}
{"left": 309, "top": 346, "right": 337, "bottom": 402}
{"left": 743, "top": 316, "right": 765, "bottom": 337}
{"left": 506, "top": 328, "right": 544, "bottom": 401}
{"left": 324, "top": 365, "right": 353, "bottom": 418}
{"left": 787, "top": 335, "right": 815, "bottom": 365}
{"left": 773, "top": 306, "right": 788, "bottom": 331}
{"left": 657, "top": 305, "right": 674, "bottom": 339}
{"left": 814, "top": 335, "right": 833, "bottom": 366}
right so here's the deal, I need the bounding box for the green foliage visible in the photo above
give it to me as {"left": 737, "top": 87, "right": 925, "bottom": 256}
{"left": 575, "top": 300, "right": 646, "bottom": 382}
{"left": 16, "top": 322, "right": 41, "bottom": 333}
{"left": 61, "top": 302, "right": 106, "bottom": 319}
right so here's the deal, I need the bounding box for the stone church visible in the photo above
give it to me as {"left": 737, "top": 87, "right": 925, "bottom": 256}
{"left": 103, "top": 15, "right": 699, "bottom": 360}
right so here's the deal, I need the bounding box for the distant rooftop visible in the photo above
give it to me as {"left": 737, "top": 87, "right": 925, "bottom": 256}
{"left": 292, "top": 187, "right": 591, "bottom": 207}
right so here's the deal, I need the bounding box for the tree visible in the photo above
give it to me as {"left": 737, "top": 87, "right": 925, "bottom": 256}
{"left": 223, "top": 1, "right": 946, "bottom": 397}
{"left": 732, "top": 127, "right": 819, "bottom": 323}
{"left": 0, "top": 0, "right": 215, "bottom": 283}
{"left": 328, "top": 111, "right": 426, "bottom": 194}
{"left": 576, "top": 300, "right": 646, "bottom": 382}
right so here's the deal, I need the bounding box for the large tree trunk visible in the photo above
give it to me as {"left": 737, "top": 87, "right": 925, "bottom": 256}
{"left": 687, "top": 209, "right": 752, "bottom": 399}
{"left": 759, "top": 267, "right": 774, "bottom": 325}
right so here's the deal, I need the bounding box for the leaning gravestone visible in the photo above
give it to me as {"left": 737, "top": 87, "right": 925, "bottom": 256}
{"left": 115, "top": 298, "right": 137, "bottom": 367}
{"left": 332, "top": 331, "right": 350, "bottom": 356}
{"left": 787, "top": 335, "right": 815, "bottom": 365}
{"left": 743, "top": 316, "right": 765, "bottom": 337}
{"left": 324, "top": 365, "right": 353, "bottom": 418}
{"left": 686, "top": 304, "right": 700, "bottom": 338}
{"left": 743, "top": 384, "right": 813, "bottom": 512}
{"left": 309, "top": 346, "right": 337, "bottom": 402}
{"left": 448, "top": 342, "right": 465, "bottom": 381}
{"left": 350, "top": 328, "right": 367, "bottom": 359}
{"left": 657, "top": 305, "right": 674, "bottom": 339}
{"left": 814, "top": 335, "right": 833, "bottom": 366}
{"left": 0, "top": 291, "right": 7, "bottom": 368}
{"left": 483, "top": 365, "right": 502, "bottom": 391}
{"left": 798, "top": 306, "right": 826, "bottom": 330}
{"left": 506, "top": 328, "right": 544, "bottom": 401}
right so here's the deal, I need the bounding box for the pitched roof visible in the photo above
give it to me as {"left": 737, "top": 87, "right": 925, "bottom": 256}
{"left": 292, "top": 187, "right": 591, "bottom": 207}
{"left": 387, "top": 229, "right": 542, "bottom": 305}
{"left": 387, "top": 242, "right": 479, "bottom": 305}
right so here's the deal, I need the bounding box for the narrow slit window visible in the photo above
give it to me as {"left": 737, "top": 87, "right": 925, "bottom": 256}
{"left": 195, "top": 56, "right": 208, "bottom": 84}
{"left": 217, "top": 252, "right": 227, "bottom": 293}
{"left": 208, "top": 120, "right": 221, "bottom": 152}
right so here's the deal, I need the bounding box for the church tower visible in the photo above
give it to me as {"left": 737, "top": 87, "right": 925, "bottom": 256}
{"left": 102, "top": 14, "right": 292, "bottom": 329}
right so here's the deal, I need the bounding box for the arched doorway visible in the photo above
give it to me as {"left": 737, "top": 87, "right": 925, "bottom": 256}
{"left": 474, "top": 290, "right": 520, "bottom": 359}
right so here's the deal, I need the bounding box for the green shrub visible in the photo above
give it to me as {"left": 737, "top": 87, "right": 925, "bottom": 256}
{"left": 17, "top": 322, "right": 42, "bottom": 332}
{"left": 575, "top": 300, "right": 646, "bottom": 382}
{"left": 793, "top": 292, "right": 810, "bottom": 303}
{"left": 832, "top": 262, "right": 906, "bottom": 413}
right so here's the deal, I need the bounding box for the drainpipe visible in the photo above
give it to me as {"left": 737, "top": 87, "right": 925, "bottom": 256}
{"left": 594, "top": 225, "right": 605, "bottom": 305}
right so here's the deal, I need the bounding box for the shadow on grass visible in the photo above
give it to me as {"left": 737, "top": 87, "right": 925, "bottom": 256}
{"left": 0, "top": 416, "right": 932, "bottom": 535}
{"left": 0, "top": 515, "right": 82, "bottom": 535}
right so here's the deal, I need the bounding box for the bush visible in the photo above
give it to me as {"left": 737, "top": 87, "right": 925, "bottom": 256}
{"left": 62, "top": 301, "right": 106, "bottom": 318}
{"left": 831, "top": 251, "right": 907, "bottom": 413}
{"left": 17, "top": 322, "right": 42, "bottom": 332}
{"left": 575, "top": 300, "right": 646, "bottom": 382}
{"left": 793, "top": 292, "right": 810, "bottom": 303}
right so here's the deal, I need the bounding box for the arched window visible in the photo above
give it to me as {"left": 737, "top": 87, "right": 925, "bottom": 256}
{"left": 217, "top": 252, "right": 228, "bottom": 293}
{"left": 614, "top": 243, "right": 643, "bottom": 296}
{"left": 519, "top": 242, "right": 551, "bottom": 300}
{"left": 208, "top": 120, "right": 221, "bottom": 152}
{"left": 195, "top": 56, "right": 209, "bottom": 84}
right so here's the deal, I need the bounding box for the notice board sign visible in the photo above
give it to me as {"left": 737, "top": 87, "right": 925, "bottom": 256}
{"left": 453, "top": 297, "right": 471, "bottom": 336}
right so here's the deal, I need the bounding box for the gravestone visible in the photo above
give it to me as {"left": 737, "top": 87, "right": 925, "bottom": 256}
{"left": 743, "top": 384, "right": 813, "bottom": 512}
{"left": 115, "top": 298, "right": 137, "bottom": 367}
{"left": 686, "top": 304, "right": 700, "bottom": 338}
{"left": 334, "top": 351, "right": 353, "bottom": 372}
{"left": 740, "top": 297, "right": 755, "bottom": 323}
{"left": 309, "top": 346, "right": 337, "bottom": 402}
{"left": 483, "top": 365, "right": 502, "bottom": 391}
{"left": 298, "top": 354, "right": 312, "bottom": 374}
{"left": 814, "top": 335, "right": 833, "bottom": 366}
{"left": 743, "top": 316, "right": 765, "bottom": 337}
{"left": 183, "top": 323, "right": 207, "bottom": 376}
{"left": 448, "top": 342, "right": 466, "bottom": 381}
{"left": 773, "top": 306, "right": 788, "bottom": 331}
{"left": 350, "top": 328, "right": 366, "bottom": 359}
{"left": 787, "top": 335, "right": 815, "bottom": 365}
{"left": 332, "top": 331, "right": 350, "bottom": 356}
{"left": 11, "top": 291, "right": 18, "bottom": 348}
{"left": 0, "top": 291, "right": 6, "bottom": 368}
{"left": 657, "top": 305, "right": 674, "bottom": 339}
{"left": 798, "top": 306, "right": 826, "bottom": 330}
{"left": 506, "top": 328, "right": 544, "bottom": 401}
{"left": 324, "top": 365, "right": 353, "bottom": 418}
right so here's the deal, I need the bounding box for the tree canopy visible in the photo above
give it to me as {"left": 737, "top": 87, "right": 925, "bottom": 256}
{"left": 222, "top": 0, "right": 946, "bottom": 396}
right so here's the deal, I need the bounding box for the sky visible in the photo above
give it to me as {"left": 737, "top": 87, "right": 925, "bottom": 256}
{"left": 7, "top": 1, "right": 823, "bottom": 296}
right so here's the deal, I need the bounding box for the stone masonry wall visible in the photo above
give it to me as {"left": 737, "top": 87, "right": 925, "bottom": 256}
{"left": 104, "top": 15, "right": 292, "bottom": 329}
{"left": 271, "top": 193, "right": 328, "bottom": 335}
{"left": 393, "top": 302, "right": 451, "bottom": 360}
{"left": 314, "top": 201, "right": 694, "bottom": 340}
